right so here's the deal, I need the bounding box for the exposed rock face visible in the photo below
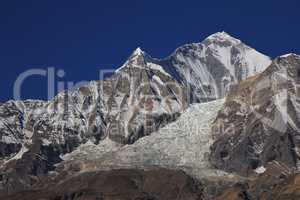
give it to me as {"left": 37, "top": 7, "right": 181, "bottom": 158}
{"left": 0, "top": 169, "right": 204, "bottom": 200}
{"left": 210, "top": 54, "right": 300, "bottom": 176}
{"left": 0, "top": 100, "right": 45, "bottom": 158}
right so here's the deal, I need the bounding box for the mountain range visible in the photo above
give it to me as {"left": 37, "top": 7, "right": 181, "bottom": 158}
{"left": 1, "top": 32, "right": 299, "bottom": 200}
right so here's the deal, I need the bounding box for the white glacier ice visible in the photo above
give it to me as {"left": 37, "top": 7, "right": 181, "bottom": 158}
{"left": 62, "top": 99, "right": 232, "bottom": 179}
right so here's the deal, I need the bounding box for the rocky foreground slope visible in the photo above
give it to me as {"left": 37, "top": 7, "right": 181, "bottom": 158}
{"left": 0, "top": 169, "right": 205, "bottom": 200}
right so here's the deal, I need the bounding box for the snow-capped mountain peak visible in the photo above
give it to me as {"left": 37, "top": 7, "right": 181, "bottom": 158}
{"left": 204, "top": 31, "right": 241, "bottom": 45}
{"left": 160, "top": 32, "right": 271, "bottom": 101}
{"left": 280, "top": 53, "right": 300, "bottom": 58}
{"left": 115, "top": 47, "right": 153, "bottom": 72}
{"left": 132, "top": 47, "right": 144, "bottom": 56}
{"left": 127, "top": 47, "right": 147, "bottom": 62}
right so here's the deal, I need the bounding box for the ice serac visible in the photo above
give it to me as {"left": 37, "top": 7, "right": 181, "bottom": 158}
{"left": 210, "top": 54, "right": 300, "bottom": 176}
{"left": 160, "top": 31, "right": 271, "bottom": 102}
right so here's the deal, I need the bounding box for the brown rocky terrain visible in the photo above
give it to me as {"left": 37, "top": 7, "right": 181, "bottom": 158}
{"left": 214, "top": 162, "right": 300, "bottom": 200}
{"left": 0, "top": 169, "right": 204, "bottom": 200}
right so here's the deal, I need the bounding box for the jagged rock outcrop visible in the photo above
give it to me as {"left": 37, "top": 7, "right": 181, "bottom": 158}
{"left": 210, "top": 54, "right": 300, "bottom": 176}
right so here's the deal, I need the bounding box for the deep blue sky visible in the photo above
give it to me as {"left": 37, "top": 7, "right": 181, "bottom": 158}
{"left": 1, "top": 0, "right": 299, "bottom": 102}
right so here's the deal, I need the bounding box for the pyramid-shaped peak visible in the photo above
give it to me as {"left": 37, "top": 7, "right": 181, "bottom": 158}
{"left": 132, "top": 47, "right": 145, "bottom": 56}
{"left": 128, "top": 47, "right": 153, "bottom": 62}
{"left": 204, "top": 31, "right": 241, "bottom": 44}
{"left": 115, "top": 47, "right": 151, "bottom": 72}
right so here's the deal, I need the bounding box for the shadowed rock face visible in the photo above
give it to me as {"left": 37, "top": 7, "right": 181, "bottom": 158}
{"left": 210, "top": 54, "right": 300, "bottom": 176}
{"left": 0, "top": 169, "right": 204, "bottom": 200}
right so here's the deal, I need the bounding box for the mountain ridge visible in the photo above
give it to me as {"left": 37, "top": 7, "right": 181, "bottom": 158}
{"left": 0, "top": 32, "right": 283, "bottom": 198}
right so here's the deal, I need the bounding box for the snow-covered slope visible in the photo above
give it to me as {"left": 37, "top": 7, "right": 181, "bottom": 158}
{"left": 116, "top": 32, "right": 271, "bottom": 103}
{"left": 161, "top": 32, "right": 271, "bottom": 101}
